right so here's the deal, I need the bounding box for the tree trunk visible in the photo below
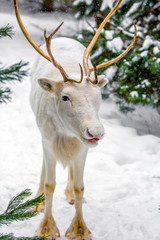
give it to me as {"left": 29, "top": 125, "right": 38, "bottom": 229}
{"left": 42, "top": 0, "right": 54, "bottom": 12}
{"left": 60, "top": 0, "right": 74, "bottom": 12}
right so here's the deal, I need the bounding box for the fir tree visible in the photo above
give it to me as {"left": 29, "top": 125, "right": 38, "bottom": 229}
{"left": 0, "top": 24, "right": 28, "bottom": 103}
{"left": 0, "top": 189, "right": 46, "bottom": 240}
{"left": 73, "top": 0, "right": 160, "bottom": 113}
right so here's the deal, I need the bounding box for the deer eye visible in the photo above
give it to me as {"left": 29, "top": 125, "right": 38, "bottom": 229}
{"left": 62, "top": 96, "right": 71, "bottom": 102}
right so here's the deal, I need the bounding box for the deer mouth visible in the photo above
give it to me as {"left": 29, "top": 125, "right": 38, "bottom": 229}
{"left": 82, "top": 137, "right": 100, "bottom": 147}
{"left": 88, "top": 138, "right": 100, "bottom": 143}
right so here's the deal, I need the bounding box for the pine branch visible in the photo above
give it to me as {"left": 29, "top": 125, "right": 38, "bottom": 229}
{"left": 0, "top": 61, "right": 29, "bottom": 84}
{"left": 0, "top": 24, "right": 14, "bottom": 39}
{"left": 0, "top": 189, "right": 45, "bottom": 225}
{"left": 0, "top": 61, "right": 28, "bottom": 103}
{"left": 0, "top": 190, "right": 46, "bottom": 239}
{"left": 0, "top": 234, "right": 46, "bottom": 240}
{"left": 16, "top": 236, "right": 46, "bottom": 240}
{"left": 130, "top": 4, "right": 160, "bottom": 21}
{"left": 0, "top": 88, "right": 11, "bottom": 103}
{"left": 0, "top": 234, "right": 15, "bottom": 240}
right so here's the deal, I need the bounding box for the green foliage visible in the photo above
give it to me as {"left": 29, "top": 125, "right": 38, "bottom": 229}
{"left": 0, "top": 189, "right": 46, "bottom": 240}
{"left": 0, "top": 61, "right": 28, "bottom": 103}
{"left": 0, "top": 24, "right": 14, "bottom": 39}
{"left": 115, "top": 45, "right": 160, "bottom": 111}
{"left": 73, "top": 0, "right": 160, "bottom": 113}
{"left": 0, "top": 189, "right": 44, "bottom": 225}
{"left": 0, "top": 25, "right": 28, "bottom": 103}
{"left": 72, "top": 1, "right": 87, "bottom": 18}
{"left": 73, "top": 0, "right": 102, "bottom": 18}
{"left": 0, "top": 235, "right": 46, "bottom": 240}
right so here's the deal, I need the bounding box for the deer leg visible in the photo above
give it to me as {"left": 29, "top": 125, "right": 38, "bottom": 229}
{"left": 65, "top": 150, "right": 91, "bottom": 240}
{"left": 34, "top": 159, "right": 46, "bottom": 212}
{"left": 28, "top": 159, "right": 46, "bottom": 213}
{"left": 36, "top": 141, "right": 60, "bottom": 238}
{"left": 36, "top": 158, "right": 45, "bottom": 197}
{"left": 65, "top": 165, "right": 75, "bottom": 205}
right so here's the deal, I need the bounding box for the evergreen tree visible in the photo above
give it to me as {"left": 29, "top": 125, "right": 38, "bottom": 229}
{"left": 0, "top": 24, "right": 28, "bottom": 103}
{"left": 73, "top": 0, "right": 160, "bottom": 113}
{"left": 0, "top": 189, "right": 46, "bottom": 240}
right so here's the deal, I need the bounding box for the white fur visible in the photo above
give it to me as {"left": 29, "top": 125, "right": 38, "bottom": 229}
{"left": 30, "top": 37, "right": 107, "bottom": 239}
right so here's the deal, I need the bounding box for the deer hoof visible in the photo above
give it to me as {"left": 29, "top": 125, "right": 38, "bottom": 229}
{"left": 65, "top": 215, "right": 91, "bottom": 240}
{"left": 28, "top": 201, "right": 45, "bottom": 213}
{"left": 65, "top": 187, "right": 75, "bottom": 204}
{"left": 36, "top": 216, "right": 60, "bottom": 237}
{"left": 36, "top": 201, "right": 45, "bottom": 213}
{"left": 68, "top": 199, "right": 75, "bottom": 205}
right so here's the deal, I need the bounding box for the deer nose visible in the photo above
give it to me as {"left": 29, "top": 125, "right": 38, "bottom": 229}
{"left": 87, "top": 127, "right": 104, "bottom": 140}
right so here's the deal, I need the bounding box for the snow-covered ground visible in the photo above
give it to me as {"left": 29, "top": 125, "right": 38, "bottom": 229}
{"left": 0, "top": 5, "right": 160, "bottom": 240}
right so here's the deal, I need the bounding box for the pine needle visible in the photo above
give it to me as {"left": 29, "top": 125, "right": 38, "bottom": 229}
{"left": 0, "top": 233, "right": 47, "bottom": 240}
{"left": 0, "top": 189, "right": 45, "bottom": 225}
{"left": 0, "top": 24, "right": 14, "bottom": 39}
{"left": 0, "top": 61, "right": 28, "bottom": 103}
{"left": 0, "top": 61, "right": 29, "bottom": 83}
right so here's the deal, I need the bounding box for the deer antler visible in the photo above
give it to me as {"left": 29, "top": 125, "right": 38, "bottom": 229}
{"left": 83, "top": 0, "right": 137, "bottom": 80}
{"left": 13, "top": 0, "right": 50, "bottom": 62}
{"left": 90, "top": 23, "right": 137, "bottom": 72}
{"left": 14, "top": 0, "right": 83, "bottom": 84}
{"left": 44, "top": 23, "right": 69, "bottom": 82}
{"left": 44, "top": 26, "right": 83, "bottom": 84}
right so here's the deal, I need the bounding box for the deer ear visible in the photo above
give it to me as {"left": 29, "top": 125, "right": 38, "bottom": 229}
{"left": 97, "top": 75, "right": 108, "bottom": 88}
{"left": 38, "top": 78, "right": 63, "bottom": 96}
{"left": 38, "top": 78, "right": 55, "bottom": 92}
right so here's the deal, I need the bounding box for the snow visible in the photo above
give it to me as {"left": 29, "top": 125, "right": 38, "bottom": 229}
{"left": 73, "top": 0, "right": 92, "bottom": 6}
{"left": 105, "top": 65, "right": 117, "bottom": 80}
{"left": 85, "top": 0, "right": 93, "bottom": 5}
{"left": 157, "top": 58, "right": 160, "bottom": 63}
{"left": 107, "top": 37, "right": 123, "bottom": 52}
{"left": 141, "top": 79, "right": 150, "bottom": 87}
{"left": 142, "top": 38, "right": 154, "bottom": 50}
{"left": 105, "top": 30, "right": 114, "bottom": 40}
{"left": 73, "top": 0, "right": 84, "bottom": 5}
{"left": 129, "top": 91, "right": 139, "bottom": 98}
{"left": 132, "top": 56, "right": 139, "bottom": 62}
{"left": 126, "top": 2, "right": 142, "bottom": 17}
{"left": 1, "top": 5, "right": 160, "bottom": 240}
{"left": 140, "top": 50, "right": 148, "bottom": 57}
{"left": 153, "top": 46, "right": 160, "bottom": 54}
{"left": 100, "top": 0, "right": 129, "bottom": 11}
{"left": 100, "top": 0, "right": 114, "bottom": 10}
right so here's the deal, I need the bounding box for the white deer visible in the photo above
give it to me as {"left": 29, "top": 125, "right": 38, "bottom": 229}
{"left": 14, "top": 0, "right": 136, "bottom": 239}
